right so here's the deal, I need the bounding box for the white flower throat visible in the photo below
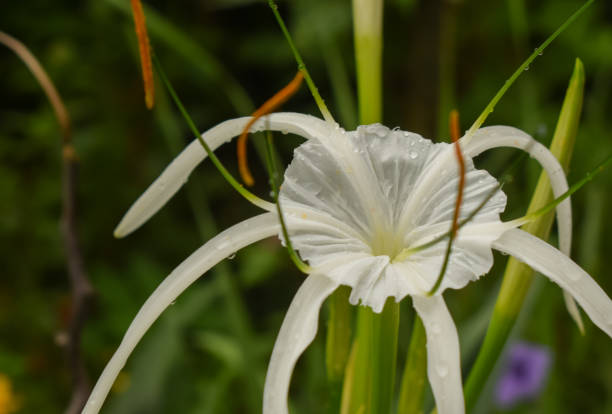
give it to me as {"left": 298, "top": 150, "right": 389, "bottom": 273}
{"left": 280, "top": 122, "right": 505, "bottom": 310}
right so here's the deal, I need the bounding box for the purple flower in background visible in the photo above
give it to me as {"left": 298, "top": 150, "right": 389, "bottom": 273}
{"left": 495, "top": 341, "right": 552, "bottom": 408}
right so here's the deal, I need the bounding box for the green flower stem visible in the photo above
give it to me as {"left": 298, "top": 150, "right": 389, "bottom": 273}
{"left": 467, "top": 0, "right": 595, "bottom": 136}
{"left": 346, "top": 302, "right": 400, "bottom": 414}
{"left": 353, "top": 0, "right": 384, "bottom": 125}
{"left": 325, "top": 286, "right": 352, "bottom": 413}
{"left": 397, "top": 316, "right": 427, "bottom": 414}
{"left": 463, "top": 58, "right": 585, "bottom": 412}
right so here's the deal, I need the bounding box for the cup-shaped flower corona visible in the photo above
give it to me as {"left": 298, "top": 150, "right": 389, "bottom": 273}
{"left": 84, "top": 113, "right": 612, "bottom": 414}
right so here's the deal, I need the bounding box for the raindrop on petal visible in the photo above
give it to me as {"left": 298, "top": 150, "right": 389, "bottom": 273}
{"left": 436, "top": 364, "right": 449, "bottom": 378}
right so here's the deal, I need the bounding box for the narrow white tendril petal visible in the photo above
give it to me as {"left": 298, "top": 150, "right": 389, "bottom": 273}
{"left": 413, "top": 295, "right": 464, "bottom": 414}
{"left": 493, "top": 229, "right": 612, "bottom": 338}
{"left": 114, "top": 113, "right": 332, "bottom": 237}
{"left": 263, "top": 274, "right": 338, "bottom": 414}
{"left": 462, "top": 126, "right": 583, "bottom": 328}
{"left": 83, "top": 213, "right": 279, "bottom": 414}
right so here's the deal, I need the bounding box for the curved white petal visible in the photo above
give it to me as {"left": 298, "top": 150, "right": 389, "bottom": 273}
{"left": 115, "top": 113, "right": 332, "bottom": 237}
{"left": 493, "top": 229, "right": 612, "bottom": 338}
{"left": 263, "top": 274, "right": 338, "bottom": 414}
{"left": 83, "top": 213, "right": 280, "bottom": 414}
{"left": 413, "top": 295, "right": 464, "bottom": 414}
{"left": 462, "top": 126, "right": 571, "bottom": 254}
{"left": 463, "top": 126, "right": 582, "bottom": 327}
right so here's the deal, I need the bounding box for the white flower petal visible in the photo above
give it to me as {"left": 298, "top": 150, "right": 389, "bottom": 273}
{"left": 463, "top": 126, "right": 582, "bottom": 327}
{"left": 413, "top": 295, "right": 464, "bottom": 414}
{"left": 493, "top": 228, "right": 612, "bottom": 338}
{"left": 462, "top": 125, "right": 571, "bottom": 255}
{"left": 263, "top": 274, "right": 338, "bottom": 414}
{"left": 83, "top": 213, "right": 280, "bottom": 414}
{"left": 114, "top": 113, "right": 331, "bottom": 237}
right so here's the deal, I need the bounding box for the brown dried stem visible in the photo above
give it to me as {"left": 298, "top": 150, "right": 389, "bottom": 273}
{"left": 0, "top": 31, "right": 94, "bottom": 414}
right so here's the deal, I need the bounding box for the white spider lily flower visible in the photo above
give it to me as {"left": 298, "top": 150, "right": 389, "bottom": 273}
{"left": 84, "top": 113, "right": 612, "bottom": 414}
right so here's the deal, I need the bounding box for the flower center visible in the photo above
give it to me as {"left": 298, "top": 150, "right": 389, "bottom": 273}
{"left": 369, "top": 225, "right": 405, "bottom": 259}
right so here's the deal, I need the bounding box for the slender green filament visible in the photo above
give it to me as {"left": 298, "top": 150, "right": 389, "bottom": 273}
{"left": 152, "top": 54, "right": 273, "bottom": 211}
{"left": 467, "top": 0, "right": 595, "bottom": 136}
{"left": 263, "top": 130, "right": 311, "bottom": 274}
{"left": 267, "top": 0, "right": 335, "bottom": 124}
{"left": 395, "top": 153, "right": 611, "bottom": 266}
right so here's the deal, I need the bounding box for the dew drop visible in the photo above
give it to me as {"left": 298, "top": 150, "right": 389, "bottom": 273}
{"left": 228, "top": 253, "right": 236, "bottom": 260}
{"left": 409, "top": 151, "right": 419, "bottom": 159}
{"left": 281, "top": 129, "right": 289, "bottom": 135}
{"left": 565, "top": 270, "right": 580, "bottom": 282}
{"left": 170, "top": 301, "right": 176, "bottom": 306}
{"left": 524, "top": 66, "right": 530, "bottom": 71}
{"left": 436, "top": 364, "right": 449, "bottom": 378}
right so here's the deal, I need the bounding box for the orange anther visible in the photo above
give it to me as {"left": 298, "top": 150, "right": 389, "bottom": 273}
{"left": 238, "top": 71, "right": 304, "bottom": 186}
{"left": 450, "top": 109, "right": 465, "bottom": 237}
{"left": 130, "top": 0, "right": 154, "bottom": 109}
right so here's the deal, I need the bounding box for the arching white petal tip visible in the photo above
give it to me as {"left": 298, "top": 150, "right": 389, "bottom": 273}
{"left": 263, "top": 274, "right": 338, "bottom": 414}
{"left": 413, "top": 295, "right": 464, "bottom": 414}
{"left": 83, "top": 213, "right": 280, "bottom": 414}
{"left": 493, "top": 229, "right": 612, "bottom": 338}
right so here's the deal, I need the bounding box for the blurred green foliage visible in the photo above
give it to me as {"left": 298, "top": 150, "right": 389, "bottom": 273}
{"left": 0, "top": 0, "right": 611, "bottom": 413}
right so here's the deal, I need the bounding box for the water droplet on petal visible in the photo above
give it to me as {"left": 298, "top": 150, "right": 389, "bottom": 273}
{"left": 409, "top": 151, "right": 418, "bottom": 159}
{"left": 436, "top": 364, "right": 449, "bottom": 378}
{"left": 228, "top": 253, "right": 236, "bottom": 260}
{"left": 566, "top": 270, "right": 580, "bottom": 282}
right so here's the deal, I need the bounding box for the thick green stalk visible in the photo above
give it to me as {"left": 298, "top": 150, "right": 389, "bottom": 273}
{"left": 326, "top": 286, "right": 352, "bottom": 382}
{"left": 397, "top": 317, "right": 427, "bottom": 414}
{"left": 353, "top": 0, "right": 384, "bottom": 124}
{"left": 463, "top": 58, "right": 585, "bottom": 411}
